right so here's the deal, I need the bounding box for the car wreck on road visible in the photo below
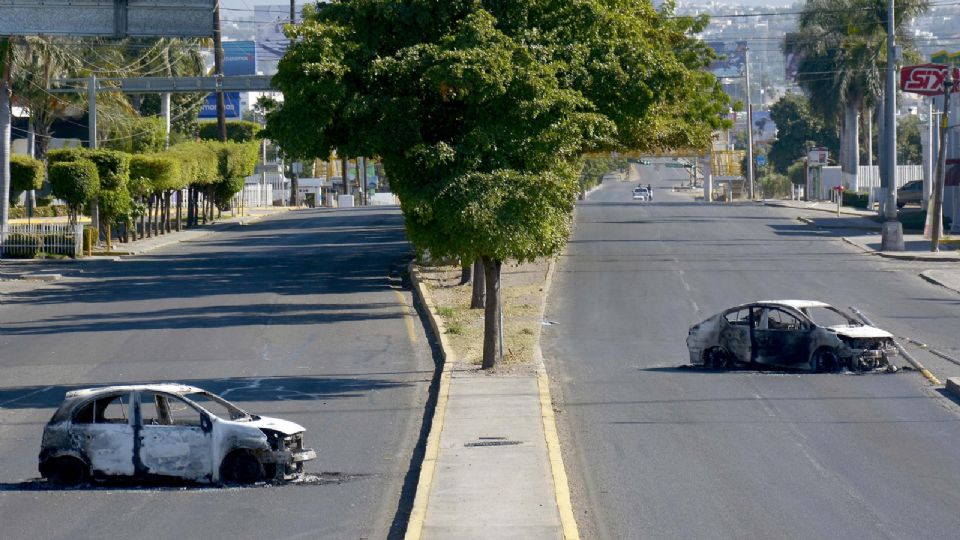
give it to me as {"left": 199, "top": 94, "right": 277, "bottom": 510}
{"left": 39, "top": 384, "right": 316, "bottom": 486}
{"left": 686, "top": 300, "right": 898, "bottom": 372}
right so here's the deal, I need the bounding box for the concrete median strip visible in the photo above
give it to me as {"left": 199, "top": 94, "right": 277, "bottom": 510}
{"left": 405, "top": 261, "right": 579, "bottom": 539}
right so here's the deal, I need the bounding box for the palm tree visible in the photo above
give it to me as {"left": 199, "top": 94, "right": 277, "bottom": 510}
{"left": 785, "top": 0, "right": 928, "bottom": 192}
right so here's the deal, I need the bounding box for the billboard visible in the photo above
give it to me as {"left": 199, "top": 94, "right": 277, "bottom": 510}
{"left": 223, "top": 41, "right": 257, "bottom": 76}
{"left": 708, "top": 41, "right": 747, "bottom": 79}
{"left": 751, "top": 110, "right": 776, "bottom": 143}
{"left": 900, "top": 64, "right": 960, "bottom": 96}
{"left": 199, "top": 92, "right": 242, "bottom": 119}
{"left": 255, "top": 5, "right": 303, "bottom": 74}
{"left": 0, "top": 0, "right": 215, "bottom": 38}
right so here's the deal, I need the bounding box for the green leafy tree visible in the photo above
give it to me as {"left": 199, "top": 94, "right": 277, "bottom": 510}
{"left": 49, "top": 159, "right": 99, "bottom": 222}
{"left": 785, "top": 0, "right": 928, "bottom": 187}
{"left": 199, "top": 121, "right": 263, "bottom": 143}
{"left": 897, "top": 115, "right": 922, "bottom": 165}
{"left": 768, "top": 93, "right": 838, "bottom": 173}
{"left": 9, "top": 154, "right": 44, "bottom": 203}
{"left": 266, "top": 0, "right": 729, "bottom": 368}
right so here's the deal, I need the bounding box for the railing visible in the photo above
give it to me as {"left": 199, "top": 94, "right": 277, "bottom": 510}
{"left": 0, "top": 222, "right": 84, "bottom": 259}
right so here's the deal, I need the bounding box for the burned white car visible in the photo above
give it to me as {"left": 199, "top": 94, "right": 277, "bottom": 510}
{"left": 687, "top": 300, "right": 897, "bottom": 372}
{"left": 39, "top": 384, "right": 316, "bottom": 486}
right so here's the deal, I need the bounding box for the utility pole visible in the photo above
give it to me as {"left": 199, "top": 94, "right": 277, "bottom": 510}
{"left": 286, "top": 0, "right": 300, "bottom": 207}
{"left": 880, "top": 0, "right": 905, "bottom": 250}
{"left": 212, "top": 3, "right": 227, "bottom": 142}
{"left": 88, "top": 74, "right": 99, "bottom": 236}
{"left": 745, "top": 48, "right": 755, "bottom": 199}
{"left": 931, "top": 74, "right": 953, "bottom": 252}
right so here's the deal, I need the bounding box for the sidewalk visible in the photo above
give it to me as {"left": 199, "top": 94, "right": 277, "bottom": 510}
{"left": 406, "top": 262, "right": 576, "bottom": 540}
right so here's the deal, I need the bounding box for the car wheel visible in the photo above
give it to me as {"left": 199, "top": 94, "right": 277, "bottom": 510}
{"left": 48, "top": 457, "right": 87, "bottom": 486}
{"left": 704, "top": 347, "right": 733, "bottom": 369}
{"left": 812, "top": 348, "right": 841, "bottom": 373}
{"left": 221, "top": 451, "right": 263, "bottom": 485}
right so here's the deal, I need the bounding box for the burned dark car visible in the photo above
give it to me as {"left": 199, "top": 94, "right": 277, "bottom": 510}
{"left": 687, "top": 300, "right": 897, "bottom": 372}
{"left": 39, "top": 384, "right": 316, "bottom": 486}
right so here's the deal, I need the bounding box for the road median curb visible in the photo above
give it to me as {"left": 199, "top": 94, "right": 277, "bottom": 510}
{"left": 404, "top": 263, "right": 454, "bottom": 540}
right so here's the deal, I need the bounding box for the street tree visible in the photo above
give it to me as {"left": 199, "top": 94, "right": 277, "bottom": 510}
{"left": 768, "top": 93, "right": 838, "bottom": 173}
{"left": 785, "top": 0, "right": 927, "bottom": 189}
{"left": 266, "top": 0, "right": 729, "bottom": 368}
{"left": 49, "top": 159, "right": 99, "bottom": 223}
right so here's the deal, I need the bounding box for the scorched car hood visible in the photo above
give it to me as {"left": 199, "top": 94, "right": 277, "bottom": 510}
{"left": 245, "top": 416, "right": 306, "bottom": 436}
{"left": 828, "top": 325, "right": 893, "bottom": 339}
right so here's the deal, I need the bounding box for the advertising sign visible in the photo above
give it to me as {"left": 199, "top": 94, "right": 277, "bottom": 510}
{"left": 807, "top": 147, "right": 829, "bottom": 166}
{"left": 900, "top": 64, "right": 960, "bottom": 96}
{"left": 708, "top": 41, "right": 747, "bottom": 78}
{"left": 199, "top": 92, "right": 242, "bottom": 119}
{"left": 222, "top": 41, "right": 257, "bottom": 76}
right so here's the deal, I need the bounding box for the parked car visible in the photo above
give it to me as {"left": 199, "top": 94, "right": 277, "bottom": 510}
{"left": 686, "top": 300, "right": 897, "bottom": 372}
{"left": 896, "top": 180, "right": 923, "bottom": 208}
{"left": 633, "top": 187, "right": 650, "bottom": 201}
{"left": 39, "top": 384, "right": 316, "bottom": 486}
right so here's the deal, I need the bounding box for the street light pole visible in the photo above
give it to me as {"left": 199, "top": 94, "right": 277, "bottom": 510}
{"left": 880, "top": 0, "right": 905, "bottom": 250}
{"left": 745, "top": 48, "right": 755, "bottom": 199}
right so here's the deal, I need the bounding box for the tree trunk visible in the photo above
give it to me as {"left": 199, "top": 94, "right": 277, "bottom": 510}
{"left": 176, "top": 189, "right": 183, "bottom": 231}
{"left": 470, "top": 258, "right": 485, "bottom": 308}
{"left": 460, "top": 260, "right": 472, "bottom": 285}
{"left": 146, "top": 196, "right": 153, "bottom": 238}
{"left": 840, "top": 98, "right": 860, "bottom": 192}
{"left": 164, "top": 191, "right": 172, "bottom": 233}
{"left": 105, "top": 222, "right": 112, "bottom": 252}
{"left": 0, "top": 41, "right": 11, "bottom": 229}
{"left": 481, "top": 256, "right": 502, "bottom": 369}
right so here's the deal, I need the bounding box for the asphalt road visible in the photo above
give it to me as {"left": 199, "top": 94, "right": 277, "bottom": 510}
{"left": 543, "top": 163, "right": 960, "bottom": 539}
{"left": 0, "top": 207, "right": 434, "bottom": 540}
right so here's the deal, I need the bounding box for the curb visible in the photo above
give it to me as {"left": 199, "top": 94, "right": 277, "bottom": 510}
{"left": 920, "top": 271, "right": 960, "bottom": 295}
{"left": 946, "top": 378, "right": 960, "bottom": 400}
{"left": 404, "top": 263, "right": 454, "bottom": 540}
{"left": 534, "top": 258, "right": 581, "bottom": 540}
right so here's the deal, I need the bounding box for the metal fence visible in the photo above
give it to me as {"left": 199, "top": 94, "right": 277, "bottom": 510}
{"left": 0, "top": 222, "right": 84, "bottom": 259}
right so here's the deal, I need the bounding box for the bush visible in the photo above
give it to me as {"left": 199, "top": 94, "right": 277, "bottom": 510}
{"left": 2, "top": 233, "right": 41, "bottom": 258}
{"left": 199, "top": 120, "right": 262, "bottom": 143}
{"left": 104, "top": 115, "right": 167, "bottom": 154}
{"left": 842, "top": 191, "right": 870, "bottom": 209}
{"left": 49, "top": 159, "right": 100, "bottom": 214}
{"left": 130, "top": 154, "right": 183, "bottom": 193}
{"left": 787, "top": 160, "right": 806, "bottom": 186}
{"left": 10, "top": 154, "right": 45, "bottom": 193}
{"left": 760, "top": 172, "right": 792, "bottom": 199}
{"left": 48, "top": 148, "right": 129, "bottom": 190}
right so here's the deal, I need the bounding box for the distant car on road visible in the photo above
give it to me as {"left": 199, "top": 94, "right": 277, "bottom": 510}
{"left": 632, "top": 187, "right": 650, "bottom": 201}
{"left": 686, "top": 300, "right": 897, "bottom": 372}
{"left": 39, "top": 384, "right": 316, "bottom": 486}
{"left": 896, "top": 180, "right": 923, "bottom": 208}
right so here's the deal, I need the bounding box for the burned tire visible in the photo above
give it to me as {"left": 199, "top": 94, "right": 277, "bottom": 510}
{"left": 47, "top": 457, "right": 87, "bottom": 486}
{"left": 812, "top": 348, "right": 841, "bottom": 373}
{"left": 221, "top": 451, "right": 263, "bottom": 485}
{"left": 704, "top": 347, "right": 733, "bottom": 370}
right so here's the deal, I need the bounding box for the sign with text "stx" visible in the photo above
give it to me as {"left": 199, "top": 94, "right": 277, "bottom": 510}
{"left": 900, "top": 64, "right": 960, "bottom": 96}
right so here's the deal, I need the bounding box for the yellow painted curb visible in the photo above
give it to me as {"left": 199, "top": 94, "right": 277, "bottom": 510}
{"left": 404, "top": 264, "right": 454, "bottom": 540}
{"left": 538, "top": 367, "right": 581, "bottom": 540}
{"left": 920, "top": 368, "right": 942, "bottom": 386}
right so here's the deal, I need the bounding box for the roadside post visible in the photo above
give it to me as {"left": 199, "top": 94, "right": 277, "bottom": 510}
{"left": 931, "top": 74, "right": 953, "bottom": 251}
{"left": 834, "top": 185, "right": 845, "bottom": 216}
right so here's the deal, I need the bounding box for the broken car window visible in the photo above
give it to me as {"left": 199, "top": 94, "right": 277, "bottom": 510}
{"left": 74, "top": 394, "right": 129, "bottom": 424}
{"left": 166, "top": 396, "right": 204, "bottom": 427}
{"left": 804, "top": 306, "right": 858, "bottom": 328}
{"left": 139, "top": 392, "right": 170, "bottom": 426}
{"left": 724, "top": 309, "right": 750, "bottom": 326}
{"left": 186, "top": 392, "right": 251, "bottom": 421}
{"left": 766, "top": 309, "right": 803, "bottom": 331}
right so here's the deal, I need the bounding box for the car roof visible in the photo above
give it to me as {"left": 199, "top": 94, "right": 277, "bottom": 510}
{"left": 65, "top": 383, "right": 205, "bottom": 400}
{"left": 754, "top": 300, "right": 831, "bottom": 309}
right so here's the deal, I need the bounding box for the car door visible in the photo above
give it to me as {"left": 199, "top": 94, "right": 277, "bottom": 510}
{"left": 68, "top": 392, "right": 136, "bottom": 476}
{"left": 137, "top": 391, "right": 214, "bottom": 481}
{"left": 751, "top": 307, "right": 812, "bottom": 367}
{"left": 719, "top": 308, "right": 752, "bottom": 363}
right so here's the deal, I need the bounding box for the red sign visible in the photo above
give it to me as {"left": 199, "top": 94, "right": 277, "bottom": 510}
{"left": 900, "top": 64, "right": 960, "bottom": 96}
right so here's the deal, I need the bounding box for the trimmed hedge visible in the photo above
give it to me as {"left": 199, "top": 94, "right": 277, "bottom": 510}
{"left": 48, "top": 148, "right": 130, "bottom": 190}
{"left": 198, "top": 120, "right": 262, "bottom": 143}
{"left": 131, "top": 154, "right": 183, "bottom": 192}
{"left": 49, "top": 159, "right": 100, "bottom": 213}
{"left": 10, "top": 154, "right": 45, "bottom": 192}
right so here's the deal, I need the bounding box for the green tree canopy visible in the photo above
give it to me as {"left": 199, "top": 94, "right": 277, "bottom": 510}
{"left": 49, "top": 159, "right": 99, "bottom": 217}
{"left": 10, "top": 154, "right": 45, "bottom": 194}
{"left": 768, "top": 93, "right": 839, "bottom": 173}
{"left": 266, "top": 0, "right": 729, "bottom": 367}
